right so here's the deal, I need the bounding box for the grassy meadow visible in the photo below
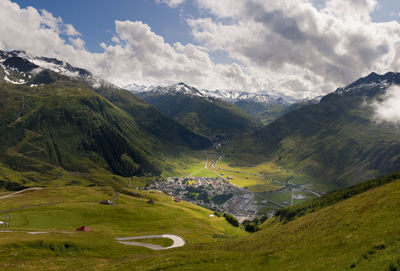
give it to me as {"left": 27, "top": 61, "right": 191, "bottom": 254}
{"left": 0, "top": 186, "right": 246, "bottom": 270}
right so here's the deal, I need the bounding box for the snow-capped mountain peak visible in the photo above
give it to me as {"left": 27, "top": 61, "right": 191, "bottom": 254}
{"left": 132, "top": 82, "right": 205, "bottom": 97}
{"left": 0, "top": 49, "right": 118, "bottom": 90}
{"left": 126, "top": 81, "right": 298, "bottom": 106}
{"left": 199, "top": 88, "right": 295, "bottom": 105}
{"left": 334, "top": 72, "right": 398, "bottom": 97}
{"left": 123, "top": 83, "right": 156, "bottom": 93}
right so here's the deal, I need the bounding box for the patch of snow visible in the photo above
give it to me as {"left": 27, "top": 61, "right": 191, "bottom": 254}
{"left": 201, "top": 88, "right": 294, "bottom": 105}
{"left": 30, "top": 58, "right": 81, "bottom": 78}
{"left": 124, "top": 83, "right": 157, "bottom": 93}
{"left": 132, "top": 81, "right": 298, "bottom": 105}
{"left": 0, "top": 64, "right": 10, "bottom": 75}
{"left": 142, "top": 82, "right": 204, "bottom": 97}
{"left": 4, "top": 75, "right": 26, "bottom": 85}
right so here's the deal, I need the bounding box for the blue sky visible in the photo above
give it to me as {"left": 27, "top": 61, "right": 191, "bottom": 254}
{"left": 12, "top": 0, "right": 400, "bottom": 55}
{"left": 3, "top": 0, "right": 400, "bottom": 98}
{"left": 12, "top": 0, "right": 198, "bottom": 53}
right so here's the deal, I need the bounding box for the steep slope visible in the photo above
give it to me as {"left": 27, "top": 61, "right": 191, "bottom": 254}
{"left": 0, "top": 50, "right": 211, "bottom": 183}
{"left": 93, "top": 84, "right": 210, "bottom": 151}
{"left": 115, "top": 174, "right": 400, "bottom": 271}
{"left": 136, "top": 83, "right": 261, "bottom": 138}
{"left": 0, "top": 186, "right": 246, "bottom": 270}
{"left": 229, "top": 72, "right": 400, "bottom": 187}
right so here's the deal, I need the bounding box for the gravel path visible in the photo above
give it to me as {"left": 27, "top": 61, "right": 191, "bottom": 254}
{"left": 115, "top": 234, "right": 185, "bottom": 250}
{"left": 0, "top": 188, "right": 43, "bottom": 199}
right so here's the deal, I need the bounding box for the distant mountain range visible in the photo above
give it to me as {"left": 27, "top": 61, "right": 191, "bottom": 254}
{"left": 125, "top": 82, "right": 319, "bottom": 128}
{"left": 130, "top": 82, "right": 262, "bottom": 138}
{"left": 0, "top": 50, "right": 210, "bottom": 182}
{"left": 125, "top": 82, "right": 296, "bottom": 104}
{"left": 231, "top": 72, "right": 400, "bottom": 187}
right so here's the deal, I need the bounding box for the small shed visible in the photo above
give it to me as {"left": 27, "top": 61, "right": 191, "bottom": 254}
{"left": 76, "top": 225, "right": 90, "bottom": 232}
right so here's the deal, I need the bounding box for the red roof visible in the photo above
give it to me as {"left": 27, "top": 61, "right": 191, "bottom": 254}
{"left": 76, "top": 225, "right": 90, "bottom": 232}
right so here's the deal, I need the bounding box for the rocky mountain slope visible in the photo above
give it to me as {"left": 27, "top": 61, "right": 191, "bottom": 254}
{"left": 228, "top": 72, "right": 400, "bottom": 187}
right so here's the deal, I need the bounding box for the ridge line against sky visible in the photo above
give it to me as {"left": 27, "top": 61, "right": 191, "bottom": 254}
{"left": 1, "top": 0, "right": 400, "bottom": 98}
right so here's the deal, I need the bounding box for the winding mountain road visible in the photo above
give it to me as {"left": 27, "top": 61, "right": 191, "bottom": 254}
{"left": 115, "top": 234, "right": 185, "bottom": 250}
{"left": 210, "top": 153, "right": 321, "bottom": 208}
{"left": 0, "top": 187, "right": 43, "bottom": 199}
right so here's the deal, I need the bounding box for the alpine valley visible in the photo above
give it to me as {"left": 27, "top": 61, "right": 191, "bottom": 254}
{"left": 1, "top": 48, "right": 400, "bottom": 271}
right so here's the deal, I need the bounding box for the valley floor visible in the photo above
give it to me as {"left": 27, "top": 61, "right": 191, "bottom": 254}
{"left": 164, "top": 149, "right": 327, "bottom": 220}
{"left": 2, "top": 175, "right": 400, "bottom": 270}
{"left": 116, "top": 178, "right": 400, "bottom": 270}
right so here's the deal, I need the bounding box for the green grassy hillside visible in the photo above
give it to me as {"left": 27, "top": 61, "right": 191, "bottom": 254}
{"left": 0, "top": 186, "right": 246, "bottom": 270}
{"left": 2, "top": 172, "right": 400, "bottom": 270}
{"left": 0, "top": 80, "right": 209, "bottom": 185}
{"left": 227, "top": 73, "right": 400, "bottom": 187}
{"left": 234, "top": 101, "right": 293, "bottom": 125}
{"left": 93, "top": 85, "right": 211, "bottom": 150}
{"left": 113, "top": 175, "right": 400, "bottom": 271}
{"left": 139, "top": 91, "right": 261, "bottom": 138}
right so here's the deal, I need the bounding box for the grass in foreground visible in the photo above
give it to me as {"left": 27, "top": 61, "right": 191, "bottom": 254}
{"left": 113, "top": 178, "right": 400, "bottom": 271}
{"left": 0, "top": 186, "right": 246, "bottom": 270}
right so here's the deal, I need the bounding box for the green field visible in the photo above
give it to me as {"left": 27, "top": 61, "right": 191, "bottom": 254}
{"left": 113, "top": 178, "right": 400, "bottom": 270}
{"left": 0, "top": 186, "right": 247, "bottom": 270}
{"left": 192, "top": 168, "right": 219, "bottom": 178}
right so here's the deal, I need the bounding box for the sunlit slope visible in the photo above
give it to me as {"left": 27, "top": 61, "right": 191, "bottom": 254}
{"left": 0, "top": 80, "right": 209, "bottom": 183}
{"left": 229, "top": 72, "right": 400, "bottom": 187}
{"left": 0, "top": 186, "right": 246, "bottom": 270}
{"left": 116, "top": 176, "right": 400, "bottom": 271}
{"left": 93, "top": 85, "right": 211, "bottom": 150}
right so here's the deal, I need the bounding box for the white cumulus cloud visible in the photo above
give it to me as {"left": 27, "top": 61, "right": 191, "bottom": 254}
{"left": 372, "top": 86, "right": 400, "bottom": 125}
{"left": 1, "top": 0, "right": 400, "bottom": 99}
{"left": 156, "top": 0, "right": 185, "bottom": 8}
{"left": 191, "top": 0, "right": 400, "bottom": 97}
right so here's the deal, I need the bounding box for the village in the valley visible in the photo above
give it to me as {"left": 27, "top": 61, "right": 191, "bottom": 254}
{"left": 147, "top": 177, "right": 266, "bottom": 221}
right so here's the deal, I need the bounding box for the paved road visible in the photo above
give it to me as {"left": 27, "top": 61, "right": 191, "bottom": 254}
{"left": 213, "top": 154, "right": 321, "bottom": 197}
{"left": 1, "top": 231, "right": 185, "bottom": 250}
{"left": 211, "top": 153, "right": 321, "bottom": 207}
{"left": 253, "top": 193, "right": 285, "bottom": 208}
{"left": 211, "top": 154, "right": 258, "bottom": 177}
{"left": 189, "top": 151, "right": 209, "bottom": 176}
{"left": 115, "top": 234, "right": 185, "bottom": 250}
{"left": 270, "top": 179, "right": 322, "bottom": 197}
{"left": 0, "top": 188, "right": 43, "bottom": 199}
{"left": 291, "top": 189, "right": 294, "bottom": 206}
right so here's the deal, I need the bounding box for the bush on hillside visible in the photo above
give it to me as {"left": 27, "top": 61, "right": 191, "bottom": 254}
{"left": 223, "top": 213, "right": 239, "bottom": 227}
{"left": 244, "top": 223, "right": 259, "bottom": 233}
{"left": 0, "top": 180, "right": 27, "bottom": 191}
{"left": 242, "top": 216, "right": 268, "bottom": 233}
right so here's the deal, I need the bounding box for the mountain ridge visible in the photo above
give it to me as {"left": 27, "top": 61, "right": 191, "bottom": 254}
{"left": 133, "top": 82, "right": 262, "bottom": 138}
{"left": 0, "top": 49, "right": 211, "bottom": 183}
{"left": 227, "top": 71, "right": 400, "bottom": 187}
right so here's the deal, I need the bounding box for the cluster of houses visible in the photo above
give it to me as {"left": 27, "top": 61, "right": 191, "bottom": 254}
{"left": 147, "top": 177, "right": 238, "bottom": 210}
{"left": 147, "top": 177, "right": 262, "bottom": 220}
